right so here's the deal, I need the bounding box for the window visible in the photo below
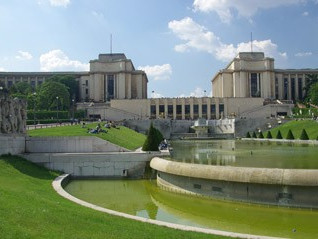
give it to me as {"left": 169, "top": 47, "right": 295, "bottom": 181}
{"left": 291, "top": 78, "right": 295, "bottom": 101}
{"left": 283, "top": 78, "right": 288, "bottom": 100}
{"left": 251, "top": 73, "right": 261, "bottom": 97}
{"left": 193, "top": 184, "right": 201, "bottom": 189}
{"left": 202, "top": 104, "right": 207, "bottom": 114}
{"left": 219, "top": 104, "right": 224, "bottom": 114}
{"left": 185, "top": 105, "right": 190, "bottom": 114}
{"left": 8, "top": 81, "right": 13, "bottom": 87}
{"left": 176, "top": 105, "right": 182, "bottom": 114}
{"left": 85, "top": 80, "right": 88, "bottom": 86}
{"left": 85, "top": 88, "right": 88, "bottom": 94}
{"left": 298, "top": 78, "right": 303, "bottom": 100}
{"left": 159, "top": 105, "right": 164, "bottom": 113}
{"left": 107, "top": 75, "right": 115, "bottom": 101}
{"left": 168, "top": 105, "right": 173, "bottom": 115}
{"left": 150, "top": 105, "right": 156, "bottom": 116}
{"left": 211, "top": 104, "right": 216, "bottom": 114}
{"left": 193, "top": 104, "right": 199, "bottom": 114}
{"left": 275, "top": 78, "right": 279, "bottom": 99}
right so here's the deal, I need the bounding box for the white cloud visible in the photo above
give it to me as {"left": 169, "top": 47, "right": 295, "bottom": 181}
{"left": 138, "top": 64, "right": 172, "bottom": 81}
{"left": 0, "top": 67, "right": 5, "bottom": 71}
{"left": 15, "top": 51, "right": 33, "bottom": 60}
{"left": 92, "top": 11, "right": 105, "bottom": 20}
{"left": 193, "top": 0, "right": 304, "bottom": 23}
{"left": 49, "top": 0, "right": 70, "bottom": 7}
{"left": 179, "top": 87, "right": 210, "bottom": 97}
{"left": 302, "top": 11, "right": 309, "bottom": 16}
{"left": 40, "top": 49, "right": 89, "bottom": 71}
{"left": 169, "top": 17, "right": 287, "bottom": 63}
{"left": 295, "top": 52, "right": 313, "bottom": 57}
{"left": 150, "top": 91, "right": 165, "bottom": 98}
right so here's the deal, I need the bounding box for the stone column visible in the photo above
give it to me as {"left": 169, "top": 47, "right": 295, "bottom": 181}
{"left": 295, "top": 74, "right": 299, "bottom": 100}
{"left": 164, "top": 99, "right": 168, "bottom": 119}
{"left": 181, "top": 98, "right": 185, "bottom": 120}
{"left": 207, "top": 98, "right": 211, "bottom": 120}
{"left": 288, "top": 74, "right": 292, "bottom": 100}
{"left": 199, "top": 98, "right": 202, "bottom": 118}
{"left": 190, "top": 99, "right": 194, "bottom": 120}
{"left": 155, "top": 99, "right": 159, "bottom": 119}
{"left": 173, "top": 98, "right": 177, "bottom": 120}
{"left": 215, "top": 98, "right": 220, "bottom": 119}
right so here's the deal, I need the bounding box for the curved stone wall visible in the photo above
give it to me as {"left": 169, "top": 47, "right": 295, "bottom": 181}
{"left": 150, "top": 157, "right": 318, "bottom": 208}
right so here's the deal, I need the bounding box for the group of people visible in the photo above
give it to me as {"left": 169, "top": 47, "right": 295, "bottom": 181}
{"left": 85, "top": 120, "right": 120, "bottom": 134}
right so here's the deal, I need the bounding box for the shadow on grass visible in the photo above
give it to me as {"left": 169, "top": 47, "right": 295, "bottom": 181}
{"left": 1, "top": 154, "right": 59, "bottom": 180}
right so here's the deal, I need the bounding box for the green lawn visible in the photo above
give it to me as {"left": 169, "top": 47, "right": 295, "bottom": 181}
{"left": 0, "top": 155, "right": 227, "bottom": 239}
{"left": 268, "top": 119, "right": 318, "bottom": 139}
{"left": 27, "top": 123, "right": 146, "bottom": 150}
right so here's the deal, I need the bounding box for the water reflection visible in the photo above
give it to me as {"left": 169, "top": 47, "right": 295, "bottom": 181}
{"left": 65, "top": 179, "right": 318, "bottom": 239}
{"left": 170, "top": 140, "right": 318, "bottom": 169}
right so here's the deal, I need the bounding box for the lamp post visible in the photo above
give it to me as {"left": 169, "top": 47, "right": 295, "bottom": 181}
{"left": 56, "top": 96, "right": 59, "bottom": 124}
{"left": 33, "top": 92, "right": 37, "bottom": 125}
{"left": 72, "top": 98, "right": 75, "bottom": 119}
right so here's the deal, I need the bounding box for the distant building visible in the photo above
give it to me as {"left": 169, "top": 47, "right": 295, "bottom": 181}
{"left": 212, "top": 52, "right": 318, "bottom": 101}
{"left": 0, "top": 53, "right": 148, "bottom": 102}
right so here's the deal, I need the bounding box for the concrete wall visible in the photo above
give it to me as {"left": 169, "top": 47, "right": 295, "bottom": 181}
{"left": 25, "top": 136, "right": 128, "bottom": 153}
{"left": 151, "top": 157, "right": 318, "bottom": 208}
{"left": 24, "top": 152, "right": 160, "bottom": 178}
{"left": 0, "top": 135, "right": 25, "bottom": 155}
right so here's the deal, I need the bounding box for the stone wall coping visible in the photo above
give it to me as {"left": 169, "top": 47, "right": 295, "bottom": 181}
{"left": 53, "top": 174, "right": 286, "bottom": 239}
{"left": 150, "top": 157, "right": 318, "bottom": 186}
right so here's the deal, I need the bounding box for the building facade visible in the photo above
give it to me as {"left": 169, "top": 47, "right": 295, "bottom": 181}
{"left": 0, "top": 53, "right": 148, "bottom": 102}
{"left": 212, "top": 52, "right": 318, "bottom": 101}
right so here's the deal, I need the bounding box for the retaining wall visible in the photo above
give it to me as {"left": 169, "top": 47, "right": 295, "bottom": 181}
{"left": 0, "top": 135, "right": 25, "bottom": 155}
{"left": 25, "top": 136, "right": 128, "bottom": 153}
{"left": 150, "top": 157, "right": 318, "bottom": 208}
{"left": 24, "top": 152, "right": 162, "bottom": 177}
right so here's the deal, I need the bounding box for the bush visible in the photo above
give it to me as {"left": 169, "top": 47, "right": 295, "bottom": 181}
{"left": 142, "top": 122, "right": 163, "bottom": 151}
{"left": 286, "top": 129, "right": 295, "bottom": 140}
{"left": 246, "top": 132, "right": 251, "bottom": 138}
{"left": 258, "top": 132, "right": 264, "bottom": 139}
{"left": 300, "top": 129, "right": 309, "bottom": 140}
{"left": 252, "top": 132, "right": 257, "bottom": 138}
{"left": 266, "top": 131, "right": 272, "bottom": 139}
{"left": 276, "top": 130, "right": 283, "bottom": 139}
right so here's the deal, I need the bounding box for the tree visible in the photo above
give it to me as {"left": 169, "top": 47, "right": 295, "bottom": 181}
{"left": 9, "top": 82, "right": 32, "bottom": 96}
{"left": 286, "top": 129, "right": 295, "bottom": 140}
{"left": 304, "top": 74, "right": 318, "bottom": 100}
{"left": 308, "top": 82, "right": 318, "bottom": 106}
{"left": 266, "top": 131, "right": 273, "bottom": 139}
{"left": 142, "top": 122, "right": 163, "bottom": 151}
{"left": 252, "top": 132, "right": 257, "bottom": 138}
{"left": 246, "top": 132, "right": 251, "bottom": 138}
{"left": 300, "top": 129, "right": 309, "bottom": 140}
{"left": 276, "top": 130, "right": 283, "bottom": 139}
{"left": 37, "top": 81, "right": 70, "bottom": 110}
{"left": 46, "top": 75, "right": 79, "bottom": 101}
{"left": 258, "top": 131, "right": 264, "bottom": 139}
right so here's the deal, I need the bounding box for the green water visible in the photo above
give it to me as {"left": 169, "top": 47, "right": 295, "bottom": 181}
{"left": 170, "top": 140, "right": 318, "bottom": 169}
{"left": 65, "top": 179, "right": 318, "bottom": 238}
{"left": 64, "top": 140, "right": 318, "bottom": 238}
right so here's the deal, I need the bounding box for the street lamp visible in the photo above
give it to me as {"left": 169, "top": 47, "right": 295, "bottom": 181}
{"left": 56, "top": 96, "right": 59, "bottom": 123}
{"left": 33, "top": 92, "right": 37, "bottom": 125}
{"left": 72, "top": 98, "right": 75, "bottom": 119}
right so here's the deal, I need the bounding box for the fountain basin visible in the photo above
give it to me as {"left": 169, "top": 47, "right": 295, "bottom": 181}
{"left": 150, "top": 157, "right": 318, "bottom": 208}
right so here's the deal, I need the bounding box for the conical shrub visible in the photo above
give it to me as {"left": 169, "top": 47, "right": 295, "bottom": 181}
{"left": 266, "top": 131, "right": 273, "bottom": 139}
{"left": 300, "top": 129, "right": 309, "bottom": 140}
{"left": 258, "top": 131, "right": 264, "bottom": 138}
{"left": 276, "top": 130, "right": 283, "bottom": 139}
{"left": 286, "top": 129, "right": 295, "bottom": 140}
{"left": 252, "top": 131, "right": 257, "bottom": 138}
{"left": 142, "top": 122, "right": 163, "bottom": 151}
{"left": 246, "top": 132, "right": 251, "bottom": 138}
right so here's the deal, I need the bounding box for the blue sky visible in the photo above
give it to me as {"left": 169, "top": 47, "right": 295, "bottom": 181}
{"left": 0, "top": 0, "right": 318, "bottom": 97}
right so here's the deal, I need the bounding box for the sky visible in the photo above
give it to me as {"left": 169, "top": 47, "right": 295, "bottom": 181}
{"left": 0, "top": 0, "right": 318, "bottom": 98}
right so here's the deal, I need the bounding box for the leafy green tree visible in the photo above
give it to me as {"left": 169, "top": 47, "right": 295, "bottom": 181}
{"left": 304, "top": 74, "right": 318, "bottom": 100}
{"left": 300, "top": 129, "right": 309, "bottom": 140}
{"left": 9, "top": 82, "right": 32, "bottom": 95}
{"left": 266, "top": 131, "right": 273, "bottom": 139}
{"left": 308, "top": 82, "right": 318, "bottom": 106}
{"left": 246, "top": 132, "right": 251, "bottom": 138}
{"left": 252, "top": 132, "right": 257, "bottom": 138}
{"left": 258, "top": 131, "right": 264, "bottom": 139}
{"left": 276, "top": 130, "right": 283, "bottom": 139}
{"left": 142, "top": 123, "right": 163, "bottom": 151}
{"left": 46, "top": 75, "right": 79, "bottom": 100}
{"left": 286, "top": 129, "right": 295, "bottom": 140}
{"left": 37, "top": 81, "right": 70, "bottom": 110}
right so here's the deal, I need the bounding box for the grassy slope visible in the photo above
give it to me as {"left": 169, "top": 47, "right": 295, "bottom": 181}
{"left": 0, "top": 156, "right": 227, "bottom": 239}
{"left": 268, "top": 119, "right": 318, "bottom": 139}
{"left": 27, "top": 124, "right": 146, "bottom": 150}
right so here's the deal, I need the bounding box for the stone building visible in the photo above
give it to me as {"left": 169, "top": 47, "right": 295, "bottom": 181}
{"left": 0, "top": 53, "right": 148, "bottom": 102}
{"left": 212, "top": 52, "right": 318, "bottom": 101}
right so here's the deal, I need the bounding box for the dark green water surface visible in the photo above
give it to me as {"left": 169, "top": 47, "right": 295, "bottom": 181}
{"left": 65, "top": 179, "right": 318, "bottom": 239}
{"left": 169, "top": 140, "right": 318, "bottom": 169}
{"left": 64, "top": 140, "right": 318, "bottom": 238}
